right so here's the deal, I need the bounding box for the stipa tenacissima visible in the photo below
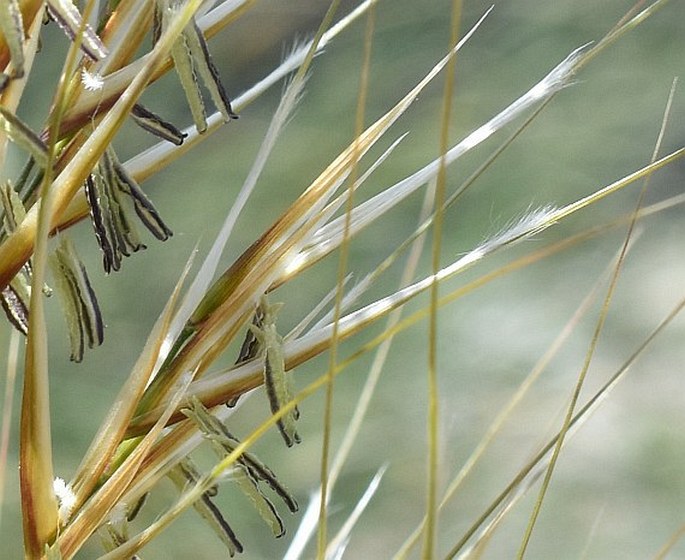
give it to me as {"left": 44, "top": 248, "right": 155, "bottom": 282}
{"left": 1, "top": 1, "right": 683, "bottom": 559}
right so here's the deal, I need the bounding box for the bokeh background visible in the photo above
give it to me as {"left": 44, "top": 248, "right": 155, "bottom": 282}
{"left": 1, "top": 0, "right": 685, "bottom": 558}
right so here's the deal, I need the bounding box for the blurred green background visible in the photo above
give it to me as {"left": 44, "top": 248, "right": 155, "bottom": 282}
{"left": 1, "top": 0, "right": 685, "bottom": 558}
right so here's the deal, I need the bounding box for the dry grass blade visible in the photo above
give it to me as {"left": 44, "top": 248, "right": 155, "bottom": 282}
{"left": 131, "top": 21, "right": 472, "bottom": 420}
{"left": 286, "top": 41, "right": 580, "bottom": 279}
{"left": 55, "top": 371, "right": 195, "bottom": 559}
{"left": 16, "top": 0, "right": 83, "bottom": 546}
{"left": 127, "top": 146, "right": 684, "bottom": 435}
{"left": 161, "top": 62, "right": 308, "bottom": 355}
{"left": 68, "top": 250, "right": 194, "bottom": 510}
{"left": 18, "top": 184, "right": 56, "bottom": 554}
{"left": 189, "top": 30, "right": 471, "bottom": 323}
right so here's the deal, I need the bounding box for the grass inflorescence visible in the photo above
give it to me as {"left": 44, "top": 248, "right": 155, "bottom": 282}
{"left": 0, "top": 1, "right": 684, "bottom": 558}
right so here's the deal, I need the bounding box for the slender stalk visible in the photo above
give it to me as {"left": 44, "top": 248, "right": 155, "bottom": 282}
{"left": 19, "top": 0, "right": 95, "bottom": 550}
{"left": 652, "top": 522, "right": 685, "bottom": 560}
{"left": 516, "top": 74, "right": 678, "bottom": 559}
{"left": 314, "top": 0, "right": 355, "bottom": 553}
{"left": 424, "top": 2, "right": 462, "bottom": 557}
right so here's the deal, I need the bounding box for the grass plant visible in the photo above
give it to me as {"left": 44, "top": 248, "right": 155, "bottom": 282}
{"left": 0, "top": 0, "right": 684, "bottom": 558}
